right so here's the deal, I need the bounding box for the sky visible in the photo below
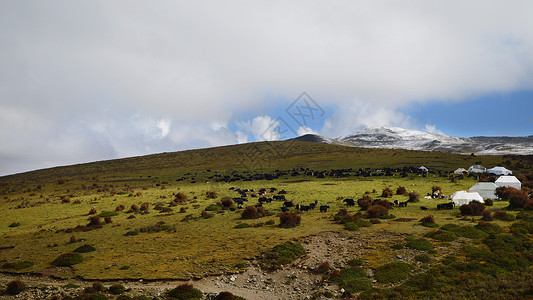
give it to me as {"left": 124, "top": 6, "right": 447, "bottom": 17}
{"left": 1, "top": 1, "right": 533, "bottom": 176}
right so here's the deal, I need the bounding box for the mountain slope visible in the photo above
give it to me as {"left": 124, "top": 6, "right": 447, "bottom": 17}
{"left": 293, "top": 126, "right": 533, "bottom": 155}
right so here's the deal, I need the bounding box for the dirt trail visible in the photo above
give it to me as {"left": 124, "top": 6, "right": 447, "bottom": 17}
{"left": 0, "top": 230, "right": 418, "bottom": 299}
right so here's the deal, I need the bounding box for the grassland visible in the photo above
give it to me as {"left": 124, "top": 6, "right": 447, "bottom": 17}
{"left": 0, "top": 141, "right": 531, "bottom": 297}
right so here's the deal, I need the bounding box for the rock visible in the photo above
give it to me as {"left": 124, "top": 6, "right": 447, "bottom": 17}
{"left": 396, "top": 255, "right": 403, "bottom": 259}
{"left": 229, "top": 275, "right": 236, "bottom": 282}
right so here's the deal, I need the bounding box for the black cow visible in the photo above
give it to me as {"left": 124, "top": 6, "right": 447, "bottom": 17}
{"left": 420, "top": 206, "right": 428, "bottom": 210}
{"left": 399, "top": 201, "right": 408, "bottom": 207}
{"left": 283, "top": 201, "right": 294, "bottom": 207}
{"left": 281, "top": 207, "right": 289, "bottom": 212}
{"left": 300, "top": 205, "right": 311, "bottom": 212}
{"left": 394, "top": 200, "right": 400, "bottom": 206}
{"left": 273, "top": 195, "right": 286, "bottom": 201}
{"left": 319, "top": 205, "right": 330, "bottom": 212}
{"left": 343, "top": 198, "right": 355, "bottom": 206}
{"left": 437, "top": 202, "right": 454, "bottom": 210}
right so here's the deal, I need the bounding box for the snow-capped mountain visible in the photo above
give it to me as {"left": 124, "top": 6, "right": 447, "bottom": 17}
{"left": 292, "top": 126, "right": 533, "bottom": 155}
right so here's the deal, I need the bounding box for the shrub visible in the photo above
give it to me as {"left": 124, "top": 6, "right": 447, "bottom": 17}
{"left": 8, "top": 222, "right": 21, "bottom": 227}
{"left": 460, "top": 201, "right": 485, "bottom": 216}
{"left": 494, "top": 210, "right": 516, "bottom": 221}
{"left": 220, "top": 197, "right": 234, "bottom": 208}
{"left": 344, "top": 222, "right": 359, "bottom": 231}
{"left": 347, "top": 258, "right": 364, "bottom": 267}
{"left": 408, "top": 192, "right": 420, "bottom": 203}
{"left": 108, "top": 283, "right": 126, "bottom": 295}
{"left": 415, "top": 254, "right": 431, "bottom": 263}
{"left": 441, "top": 255, "right": 457, "bottom": 265}
{"left": 104, "top": 216, "right": 112, "bottom": 224}
{"left": 52, "top": 252, "right": 83, "bottom": 266}
{"left": 130, "top": 204, "right": 140, "bottom": 213}
{"left": 206, "top": 191, "right": 218, "bottom": 199}
{"left": 204, "top": 204, "right": 221, "bottom": 211}
{"left": 330, "top": 266, "right": 372, "bottom": 293}
{"left": 424, "top": 230, "right": 458, "bottom": 242}
{"left": 262, "top": 241, "right": 305, "bottom": 270}
{"left": 115, "top": 204, "right": 125, "bottom": 212}
{"left": 140, "top": 202, "right": 149, "bottom": 212}
{"left": 174, "top": 192, "right": 188, "bottom": 203}
{"left": 2, "top": 260, "right": 35, "bottom": 270}
{"left": 88, "top": 207, "right": 97, "bottom": 215}
{"left": 481, "top": 210, "right": 493, "bottom": 221}
{"left": 234, "top": 223, "right": 250, "bottom": 229}
{"left": 370, "top": 218, "right": 381, "bottom": 224}
{"left": 358, "top": 198, "right": 371, "bottom": 210}
{"left": 214, "top": 291, "right": 246, "bottom": 300}
{"left": 6, "top": 280, "right": 26, "bottom": 295}
{"left": 375, "top": 262, "right": 413, "bottom": 283}
{"left": 315, "top": 261, "right": 331, "bottom": 274}
{"left": 484, "top": 199, "right": 494, "bottom": 206}
{"left": 390, "top": 243, "right": 405, "bottom": 249}
{"left": 367, "top": 205, "right": 388, "bottom": 218}
{"left": 396, "top": 186, "right": 407, "bottom": 195}
{"left": 92, "top": 282, "right": 106, "bottom": 292}
{"left": 405, "top": 237, "right": 433, "bottom": 251}
{"left": 167, "top": 284, "right": 203, "bottom": 300}
{"left": 475, "top": 221, "right": 502, "bottom": 235}
{"left": 381, "top": 187, "right": 394, "bottom": 197}
{"left": 375, "top": 199, "right": 392, "bottom": 209}
{"left": 279, "top": 212, "right": 301, "bottom": 228}
{"left": 510, "top": 222, "right": 533, "bottom": 234}
{"left": 201, "top": 211, "right": 214, "bottom": 219}
{"left": 420, "top": 215, "right": 438, "bottom": 228}
{"left": 98, "top": 211, "right": 119, "bottom": 217}
{"left": 74, "top": 244, "right": 96, "bottom": 253}
{"left": 88, "top": 216, "right": 103, "bottom": 226}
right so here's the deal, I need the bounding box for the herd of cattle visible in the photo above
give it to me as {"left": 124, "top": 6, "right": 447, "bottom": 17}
{"left": 179, "top": 166, "right": 453, "bottom": 185}
{"left": 226, "top": 185, "right": 457, "bottom": 214}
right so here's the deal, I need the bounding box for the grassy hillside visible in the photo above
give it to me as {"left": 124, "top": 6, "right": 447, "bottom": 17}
{"left": 0, "top": 141, "right": 531, "bottom": 298}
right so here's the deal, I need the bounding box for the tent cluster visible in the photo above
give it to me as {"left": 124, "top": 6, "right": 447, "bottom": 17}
{"left": 461, "top": 164, "right": 512, "bottom": 175}
{"left": 452, "top": 175, "right": 522, "bottom": 205}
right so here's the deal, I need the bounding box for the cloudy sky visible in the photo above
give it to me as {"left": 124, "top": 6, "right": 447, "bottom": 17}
{"left": 1, "top": 1, "right": 533, "bottom": 176}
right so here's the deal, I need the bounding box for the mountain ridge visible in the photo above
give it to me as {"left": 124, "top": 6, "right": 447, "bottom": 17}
{"left": 293, "top": 126, "right": 533, "bottom": 155}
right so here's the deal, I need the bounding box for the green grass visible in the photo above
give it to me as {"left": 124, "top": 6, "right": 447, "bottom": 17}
{"left": 374, "top": 262, "right": 413, "bottom": 283}
{"left": 0, "top": 141, "right": 525, "bottom": 281}
{"left": 330, "top": 266, "right": 372, "bottom": 293}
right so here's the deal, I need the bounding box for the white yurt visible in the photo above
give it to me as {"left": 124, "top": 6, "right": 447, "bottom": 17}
{"left": 487, "top": 166, "right": 512, "bottom": 176}
{"left": 495, "top": 175, "right": 522, "bottom": 190}
{"left": 453, "top": 168, "right": 468, "bottom": 175}
{"left": 468, "top": 164, "right": 486, "bottom": 174}
{"left": 469, "top": 182, "right": 498, "bottom": 199}
{"left": 452, "top": 191, "right": 484, "bottom": 206}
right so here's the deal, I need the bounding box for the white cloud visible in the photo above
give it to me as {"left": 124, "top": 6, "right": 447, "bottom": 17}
{"left": 424, "top": 124, "right": 444, "bottom": 135}
{"left": 297, "top": 126, "right": 318, "bottom": 136}
{"left": 1, "top": 1, "right": 533, "bottom": 174}
{"left": 237, "top": 115, "right": 280, "bottom": 142}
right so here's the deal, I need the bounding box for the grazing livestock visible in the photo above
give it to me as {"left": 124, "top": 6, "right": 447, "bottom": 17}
{"left": 273, "top": 195, "right": 286, "bottom": 201}
{"left": 278, "top": 190, "right": 287, "bottom": 194}
{"left": 394, "top": 200, "right": 400, "bottom": 206}
{"left": 299, "top": 205, "right": 311, "bottom": 212}
{"left": 281, "top": 207, "right": 289, "bottom": 212}
{"left": 319, "top": 205, "right": 330, "bottom": 212}
{"left": 420, "top": 206, "right": 428, "bottom": 210}
{"left": 399, "top": 201, "right": 408, "bottom": 207}
{"left": 437, "top": 202, "right": 454, "bottom": 210}
{"left": 283, "top": 201, "right": 294, "bottom": 208}
{"left": 343, "top": 198, "right": 355, "bottom": 206}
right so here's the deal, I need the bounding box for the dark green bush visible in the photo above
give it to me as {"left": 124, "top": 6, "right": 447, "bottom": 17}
{"left": 346, "top": 258, "right": 364, "bottom": 267}
{"left": 441, "top": 255, "right": 457, "bottom": 265}
{"left": 405, "top": 272, "right": 435, "bottom": 291}
{"left": 98, "top": 211, "right": 119, "bottom": 217}
{"left": 510, "top": 222, "right": 533, "bottom": 234}
{"left": 415, "top": 254, "right": 431, "bottom": 263}
{"left": 214, "top": 291, "right": 246, "bottom": 300}
{"left": 262, "top": 241, "right": 305, "bottom": 270}
{"left": 483, "top": 233, "right": 533, "bottom": 253}
{"left": 424, "top": 230, "right": 458, "bottom": 242}
{"left": 125, "top": 230, "right": 139, "bottom": 236}
{"left": 8, "top": 222, "right": 21, "bottom": 227}
{"left": 204, "top": 204, "right": 221, "bottom": 211}
{"left": 6, "top": 280, "right": 26, "bottom": 295}
{"left": 52, "top": 252, "right": 83, "bottom": 266}
{"left": 475, "top": 221, "right": 503, "bottom": 235}
{"left": 330, "top": 266, "right": 372, "bottom": 293}
{"left": 355, "top": 219, "right": 372, "bottom": 227}
{"left": 390, "top": 243, "right": 405, "bottom": 249}
{"left": 405, "top": 237, "right": 433, "bottom": 251}
{"left": 108, "top": 283, "right": 126, "bottom": 295}
{"left": 234, "top": 223, "right": 250, "bottom": 229}
{"left": 167, "top": 284, "right": 202, "bottom": 299}
{"left": 2, "top": 260, "right": 35, "bottom": 270}
{"left": 344, "top": 222, "right": 359, "bottom": 231}
{"left": 375, "top": 262, "right": 413, "bottom": 283}
{"left": 494, "top": 210, "right": 516, "bottom": 221}
{"left": 74, "top": 244, "right": 96, "bottom": 253}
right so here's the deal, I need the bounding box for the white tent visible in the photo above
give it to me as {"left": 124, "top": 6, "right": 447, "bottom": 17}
{"left": 452, "top": 191, "right": 484, "bottom": 206}
{"left": 469, "top": 182, "right": 498, "bottom": 199}
{"left": 495, "top": 175, "right": 522, "bottom": 190}
{"left": 468, "top": 164, "right": 486, "bottom": 174}
{"left": 453, "top": 168, "right": 468, "bottom": 175}
{"left": 487, "top": 166, "right": 512, "bottom": 176}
